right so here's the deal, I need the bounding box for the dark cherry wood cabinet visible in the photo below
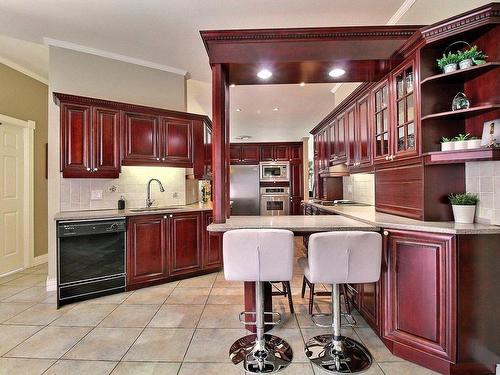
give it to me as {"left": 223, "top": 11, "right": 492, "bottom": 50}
{"left": 290, "top": 161, "right": 304, "bottom": 215}
{"left": 259, "top": 145, "right": 274, "bottom": 161}
{"left": 289, "top": 144, "right": 302, "bottom": 162}
{"left": 372, "top": 80, "right": 390, "bottom": 164}
{"left": 60, "top": 102, "right": 120, "bottom": 178}
{"left": 353, "top": 94, "right": 372, "bottom": 168}
{"left": 346, "top": 105, "right": 356, "bottom": 167}
{"left": 260, "top": 144, "right": 290, "bottom": 162}
{"left": 230, "top": 144, "right": 260, "bottom": 164}
{"left": 122, "top": 111, "right": 160, "bottom": 164}
{"left": 127, "top": 215, "right": 168, "bottom": 286}
{"left": 127, "top": 210, "right": 222, "bottom": 289}
{"left": 161, "top": 117, "right": 193, "bottom": 164}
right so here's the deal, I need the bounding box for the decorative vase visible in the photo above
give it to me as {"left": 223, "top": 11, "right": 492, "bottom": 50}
{"left": 454, "top": 140, "right": 468, "bottom": 150}
{"left": 466, "top": 139, "right": 482, "bottom": 149}
{"left": 452, "top": 92, "right": 470, "bottom": 111}
{"left": 452, "top": 205, "right": 476, "bottom": 224}
{"left": 444, "top": 63, "right": 458, "bottom": 73}
{"left": 441, "top": 142, "right": 455, "bottom": 151}
{"left": 459, "top": 59, "right": 473, "bottom": 69}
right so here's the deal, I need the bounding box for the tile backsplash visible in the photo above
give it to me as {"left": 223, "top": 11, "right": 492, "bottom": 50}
{"left": 60, "top": 166, "right": 187, "bottom": 211}
{"left": 343, "top": 173, "right": 375, "bottom": 205}
{"left": 465, "top": 161, "right": 500, "bottom": 225}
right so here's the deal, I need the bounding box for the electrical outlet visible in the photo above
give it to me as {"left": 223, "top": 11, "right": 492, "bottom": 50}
{"left": 172, "top": 192, "right": 179, "bottom": 198}
{"left": 91, "top": 190, "right": 103, "bottom": 200}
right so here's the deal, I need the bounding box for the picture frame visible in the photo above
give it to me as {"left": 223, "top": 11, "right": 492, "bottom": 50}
{"left": 481, "top": 119, "right": 500, "bottom": 148}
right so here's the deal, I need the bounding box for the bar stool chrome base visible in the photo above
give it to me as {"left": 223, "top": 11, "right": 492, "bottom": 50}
{"left": 305, "top": 334, "right": 372, "bottom": 374}
{"left": 229, "top": 333, "right": 293, "bottom": 373}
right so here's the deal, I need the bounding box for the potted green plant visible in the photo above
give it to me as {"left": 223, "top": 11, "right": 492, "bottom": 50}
{"left": 448, "top": 192, "right": 478, "bottom": 223}
{"left": 453, "top": 133, "right": 470, "bottom": 150}
{"left": 466, "top": 136, "right": 482, "bottom": 149}
{"left": 457, "top": 45, "right": 487, "bottom": 69}
{"left": 441, "top": 137, "right": 455, "bottom": 151}
{"left": 437, "top": 51, "right": 460, "bottom": 73}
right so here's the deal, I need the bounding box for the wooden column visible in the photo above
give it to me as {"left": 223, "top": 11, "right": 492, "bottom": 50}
{"left": 211, "top": 64, "right": 230, "bottom": 223}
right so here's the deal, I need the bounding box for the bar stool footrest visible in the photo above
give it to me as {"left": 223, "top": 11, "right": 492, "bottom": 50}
{"left": 311, "top": 313, "right": 358, "bottom": 328}
{"left": 239, "top": 311, "right": 282, "bottom": 326}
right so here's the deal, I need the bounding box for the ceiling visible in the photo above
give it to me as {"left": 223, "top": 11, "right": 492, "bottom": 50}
{"left": 0, "top": 0, "right": 491, "bottom": 141}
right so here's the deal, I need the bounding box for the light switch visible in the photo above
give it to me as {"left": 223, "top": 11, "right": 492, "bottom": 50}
{"left": 91, "top": 190, "right": 103, "bottom": 200}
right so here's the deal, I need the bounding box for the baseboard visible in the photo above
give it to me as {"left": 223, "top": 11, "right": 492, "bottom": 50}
{"left": 32, "top": 253, "right": 48, "bottom": 267}
{"left": 46, "top": 276, "right": 56, "bottom": 292}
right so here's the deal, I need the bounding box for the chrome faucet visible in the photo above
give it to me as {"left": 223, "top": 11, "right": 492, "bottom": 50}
{"left": 146, "top": 179, "right": 165, "bottom": 208}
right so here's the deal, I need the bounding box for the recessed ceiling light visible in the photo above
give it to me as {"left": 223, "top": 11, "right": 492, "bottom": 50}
{"left": 236, "top": 108, "right": 242, "bottom": 112}
{"left": 273, "top": 107, "right": 279, "bottom": 111}
{"left": 229, "top": 84, "right": 236, "bottom": 88}
{"left": 299, "top": 82, "right": 306, "bottom": 87}
{"left": 257, "top": 69, "right": 272, "bottom": 79}
{"left": 329, "top": 68, "right": 346, "bottom": 78}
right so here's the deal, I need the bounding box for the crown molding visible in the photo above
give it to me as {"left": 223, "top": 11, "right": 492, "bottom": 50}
{"left": 0, "top": 55, "right": 48, "bottom": 84}
{"left": 44, "top": 37, "right": 188, "bottom": 77}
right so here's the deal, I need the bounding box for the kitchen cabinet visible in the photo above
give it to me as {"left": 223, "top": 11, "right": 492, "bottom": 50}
{"left": 289, "top": 144, "right": 302, "bottom": 162}
{"left": 290, "top": 162, "right": 303, "bottom": 215}
{"left": 352, "top": 94, "right": 372, "bottom": 168}
{"left": 60, "top": 103, "right": 120, "bottom": 178}
{"left": 122, "top": 111, "right": 161, "bottom": 164}
{"left": 161, "top": 117, "right": 193, "bottom": 164}
{"left": 372, "top": 80, "right": 390, "bottom": 164}
{"left": 231, "top": 144, "right": 260, "bottom": 164}
{"left": 204, "top": 124, "right": 213, "bottom": 177}
{"left": 169, "top": 212, "right": 202, "bottom": 276}
{"left": 384, "top": 229, "right": 456, "bottom": 362}
{"left": 346, "top": 104, "right": 356, "bottom": 167}
{"left": 127, "top": 215, "right": 168, "bottom": 286}
{"left": 260, "top": 144, "right": 290, "bottom": 162}
{"left": 203, "top": 212, "right": 222, "bottom": 269}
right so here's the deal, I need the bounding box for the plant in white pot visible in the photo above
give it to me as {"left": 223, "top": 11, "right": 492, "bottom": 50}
{"left": 449, "top": 192, "right": 479, "bottom": 224}
{"left": 453, "top": 133, "right": 470, "bottom": 150}
{"left": 466, "top": 136, "right": 482, "bottom": 149}
{"left": 437, "top": 51, "right": 460, "bottom": 73}
{"left": 457, "top": 45, "right": 488, "bottom": 69}
{"left": 441, "top": 137, "right": 455, "bottom": 151}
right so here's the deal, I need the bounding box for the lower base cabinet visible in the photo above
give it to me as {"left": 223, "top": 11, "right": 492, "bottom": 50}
{"left": 127, "top": 210, "right": 222, "bottom": 288}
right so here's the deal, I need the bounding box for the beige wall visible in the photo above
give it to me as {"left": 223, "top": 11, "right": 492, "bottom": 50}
{"left": 47, "top": 47, "right": 188, "bottom": 284}
{"left": 0, "top": 63, "right": 48, "bottom": 258}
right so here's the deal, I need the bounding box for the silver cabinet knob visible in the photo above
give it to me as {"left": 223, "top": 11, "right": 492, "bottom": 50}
{"left": 169, "top": 214, "right": 173, "bottom": 218}
{"left": 385, "top": 156, "right": 389, "bottom": 161}
{"left": 383, "top": 230, "right": 389, "bottom": 236}
{"left": 86, "top": 167, "right": 91, "bottom": 171}
{"left": 156, "top": 157, "right": 160, "bottom": 161}
{"left": 162, "top": 157, "right": 165, "bottom": 161}
{"left": 164, "top": 215, "right": 167, "bottom": 219}
{"left": 93, "top": 168, "right": 98, "bottom": 172}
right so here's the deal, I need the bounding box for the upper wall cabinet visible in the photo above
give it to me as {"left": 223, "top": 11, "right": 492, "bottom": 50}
{"left": 55, "top": 93, "right": 212, "bottom": 179}
{"left": 372, "top": 80, "right": 390, "bottom": 164}
{"left": 60, "top": 102, "right": 120, "bottom": 178}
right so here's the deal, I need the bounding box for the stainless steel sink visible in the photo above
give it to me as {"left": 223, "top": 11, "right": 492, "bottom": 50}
{"left": 130, "top": 206, "right": 185, "bottom": 212}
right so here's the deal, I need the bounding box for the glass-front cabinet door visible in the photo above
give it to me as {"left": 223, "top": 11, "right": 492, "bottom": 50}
{"left": 372, "top": 79, "right": 390, "bottom": 163}
{"left": 392, "top": 59, "right": 417, "bottom": 158}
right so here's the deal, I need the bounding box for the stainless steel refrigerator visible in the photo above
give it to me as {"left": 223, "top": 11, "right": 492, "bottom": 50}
{"left": 230, "top": 165, "right": 260, "bottom": 215}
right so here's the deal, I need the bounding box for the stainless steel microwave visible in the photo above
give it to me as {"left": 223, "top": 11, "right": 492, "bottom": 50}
{"left": 259, "top": 161, "right": 290, "bottom": 182}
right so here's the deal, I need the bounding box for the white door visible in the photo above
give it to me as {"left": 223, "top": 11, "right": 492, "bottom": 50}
{"left": 0, "top": 121, "right": 25, "bottom": 275}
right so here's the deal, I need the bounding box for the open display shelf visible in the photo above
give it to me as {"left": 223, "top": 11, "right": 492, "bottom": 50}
{"left": 423, "top": 147, "right": 500, "bottom": 165}
{"left": 420, "top": 62, "right": 500, "bottom": 85}
{"left": 421, "top": 104, "right": 500, "bottom": 121}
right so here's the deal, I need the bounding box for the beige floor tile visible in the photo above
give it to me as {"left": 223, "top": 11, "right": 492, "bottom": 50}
{"left": 379, "top": 361, "right": 441, "bottom": 374}
{"left": 213, "top": 278, "right": 242, "bottom": 288}
{"left": 0, "top": 358, "right": 55, "bottom": 375}
{"left": 178, "top": 363, "right": 241, "bottom": 375}
{"left": 0, "top": 273, "right": 24, "bottom": 285}
{"left": 177, "top": 273, "right": 217, "bottom": 288}
{"left": 51, "top": 303, "right": 118, "bottom": 327}
{"left": 165, "top": 287, "right": 210, "bottom": 305}
{"left": 184, "top": 328, "right": 247, "bottom": 363}
{"left": 3, "top": 286, "right": 54, "bottom": 303}
{"left": 123, "top": 285, "right": 174, "bottom": 305}
{"left": 123, "top": 328, "right": 194, "bottom": 362}
{"left": 64, "top": 327, "right": 142, "bottom": 361}
{"left": 0, "top": 325, "right": 41, "bottom": 356}
{"left": 7, "top": 326, "right": 91, "bottom": 359}
{"left": 5, "top": 304, "right": 72, "bottom": 325}
{"left": 282, "top": 363, "right": 315, "bottom": 374}
{"left": 354, "top": 327, "right": 400, "bottom": 362}
{"left": 148, "top": 304, "right": 203, "bottom": 328}
{"left": 84, "top": 292, "right": 133, "bottom": 305}
{"left": 112, "top": 361, "right": 180, "bottom": 375}
{"left": 4, "top": 274, "right": 47, "bottom": 287}
{"left": 197, "top": 304, "right": 244, "bottom": 329}
{"left": 99, "top": 305, "right": 160, "bottom": 328}
{"left": 0, "top": 285, "right": 29, "bottom": 301}
{"left": 0, "top": 302, "right": 33, "bottom": 323}
{"left": 270, "top": 303, "right": 299, "bottom": 329}
{"left": 207, "top": 287, "right": 244, "bottom": 305}
{"left": 266, "top": 327, "right": 308, "bottom": 362}
{"left": 44, "top": 359, "right": 117, "bottom": 375}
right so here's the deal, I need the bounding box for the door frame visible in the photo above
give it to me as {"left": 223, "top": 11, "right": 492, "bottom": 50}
{"left": 0, "top": 113, "right": 35, "bottom": 273}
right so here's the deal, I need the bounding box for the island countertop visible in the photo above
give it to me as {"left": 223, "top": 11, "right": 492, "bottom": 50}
{"left": 207, "top": 215, "right": 379, "bottom": 233}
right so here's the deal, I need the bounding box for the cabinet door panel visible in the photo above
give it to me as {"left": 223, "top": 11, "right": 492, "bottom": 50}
{"left": 385, "top": 230, "right": 456, "bottom": 362}
{"left": 203, "top": 212, "right": 222, "bottom": 269}
{"left": 123, "top": 112, "right": 160, "bottom": 162}
{"left": 241, "top": 145, "right": 260, "bottom": 163}
{"left": 230, "top": 145, "right": 242, "bottom": 163}
{"left": 260, "top": 145, "right": 274, "bottom": 161}
{"left": 290, "top": 162, "right": 303, "bottom": 198}
{"left": 289, "top": 144, "right": 302, "bottom": 162}
{"left": 274, "top": 145, "right": 290, "bottom": 161}
{"left": 359, "top": 282, "right": 378, "bottom": 330}
{"left": 127, "top": 216, "right": 167, "bottom": 286}
{"left": 346, "top": 105, "right": 356, "bottom": 166}
{"left": 162, "top": 117, "right": 192, "bottom": 163}
{"left": 356, "top": 95, "right": 371, "bottom": 166}
{"left": 93, "top": 107, "right": 120, "bottom": 177}
{"left": 61, "top": 103, "right": 92, "bottom": 176}
{"left": 169, "top": 213, "right": 202, "bottom": 275}
{"left": 335, "top": 116, "right": 347, "bottom": 161}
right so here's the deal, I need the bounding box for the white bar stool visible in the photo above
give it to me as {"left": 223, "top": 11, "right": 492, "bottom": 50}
{"left": 299, "top": 231, "right": 382, "bottom": 374}
{"left": 223, "top": 229, "right": 295, "bottom": 373}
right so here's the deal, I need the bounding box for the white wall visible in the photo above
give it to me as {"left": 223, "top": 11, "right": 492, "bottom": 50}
{"left": 47, "top": 47, "right": 187, "bottom": 286}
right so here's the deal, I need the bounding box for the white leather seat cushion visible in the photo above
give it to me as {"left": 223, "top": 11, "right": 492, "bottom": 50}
{"left": 306, "top": 231, "right": 382, "bottom": 284}
{"left": 223, "top": 229, "right": 294, "bottom": 282}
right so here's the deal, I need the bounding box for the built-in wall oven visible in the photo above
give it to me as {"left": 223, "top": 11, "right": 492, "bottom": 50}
{"left": 57, "top": 218, "right": 126, "bottom": 307}
{"left": 260, "top": 187, "right": 290, "bottom": 216}
{"left": 260, "top": 161, "right": 290, "bottom": 182}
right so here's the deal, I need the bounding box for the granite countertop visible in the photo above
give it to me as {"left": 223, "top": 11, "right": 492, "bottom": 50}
{"left": 303, "top": 201, "right": 500, "bottom": 235}
{"left": 207, "top": 215, "right": 379, "bottom": 233}
{"left": 55, "top": 202, "right": 213, "bottom": 221}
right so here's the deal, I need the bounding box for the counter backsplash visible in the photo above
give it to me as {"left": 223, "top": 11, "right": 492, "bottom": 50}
{"left": 60, "top": 166, "right": 187, "bottom": 211}
{"left": 343, "top": 173, "right": 375, "bottom": 205}
{"left": 465, "top": 161, "right": 500, "bottom": 225}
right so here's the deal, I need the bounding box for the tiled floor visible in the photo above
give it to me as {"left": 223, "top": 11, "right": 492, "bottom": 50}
{"left": 0, "top": 239, "right": 439, "bottom": 375}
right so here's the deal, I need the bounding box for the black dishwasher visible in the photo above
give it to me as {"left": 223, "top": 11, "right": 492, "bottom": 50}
{"left": 57, "top": 218, "right": 126, "bottom": 307}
